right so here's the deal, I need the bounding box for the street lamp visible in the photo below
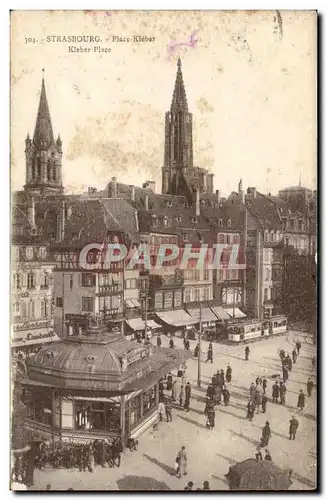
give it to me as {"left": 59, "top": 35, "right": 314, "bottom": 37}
{"left": 197, "top": 304, "right": 203, "bottom": 388}
{"left": 140, "top": 290, "right": 149, "bottom": 340}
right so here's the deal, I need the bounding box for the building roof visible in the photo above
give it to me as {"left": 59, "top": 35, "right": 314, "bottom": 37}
{"left": 26, "top": 332, "right": 188, "bottom": 392}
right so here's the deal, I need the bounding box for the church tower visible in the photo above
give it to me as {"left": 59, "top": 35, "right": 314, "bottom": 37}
{"left": 24, "top": 71, "right": 63, "bottom": 196}
{"left": 162, "top": 58, "right": 194, "bottom": 195}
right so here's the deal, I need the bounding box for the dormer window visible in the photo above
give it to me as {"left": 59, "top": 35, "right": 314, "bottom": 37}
{"left": 192, "top": 217, "right": 198, "bottom": 224}
{"left": 219, "top": 219, "right": 223, "bottom": 227}
{"left": 166, "top": 200, "right": 172, "bottom": 207}
{"left": 201, "top": 200, "right": 206, "bottom": 207}
{"left": 227, "top": 218, "right": 232, "bottom": 228}
{"left": 176, "top": 215, "right": 182, "bottom": 223}
{"left": 184, "top": 202, "right": 188, "bottom": 208}
{"left": 198, "top": 232, "right": 203, "bottom": 243}
{"left": 182, "top": 233, "right": 188, "bottom": 243}
{"left": 163, "top": 215, "right": 168, "bottom": 228}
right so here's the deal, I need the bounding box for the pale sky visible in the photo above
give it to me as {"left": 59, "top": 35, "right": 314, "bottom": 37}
{"left": 11, "top": 10, "right": 317, "bottom": 196}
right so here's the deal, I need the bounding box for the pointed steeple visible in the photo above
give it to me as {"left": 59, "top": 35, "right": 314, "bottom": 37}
{"left": 171, "top": 57, "right": 188, "bottom": 112}
{"left": 33, "top": 70, "right": 54, "bottom": 148}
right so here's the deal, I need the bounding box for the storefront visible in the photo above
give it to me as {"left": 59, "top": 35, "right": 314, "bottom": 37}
{"left": 12, "top": 330, "right": 61, "bottom": 359}
{"left": 186, "top": 307, "right": 218, "bottom": 337}
{"left": 19, "top": 329, "right": 187, "bottom": 446}
{"left": 124, "top": 318, "right": 161, "bottom": 341}
{"left": 155, "top": 309, "right": 198, "bottom": 336}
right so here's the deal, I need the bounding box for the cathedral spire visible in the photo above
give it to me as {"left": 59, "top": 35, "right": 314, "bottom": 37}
{"left": 33, "top": 70, "right": 54, "bottom": 148}
{"left": 171, "top": 57, "right": 188, "bottom": 112}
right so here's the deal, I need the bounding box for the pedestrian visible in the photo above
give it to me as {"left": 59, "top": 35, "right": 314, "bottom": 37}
{"left": 220, "top": 369, "right": 225, "bottom": 386}
{"left": 307, "top": 378, "right": 314, "bottom": 397}
{"left": 206, "top": 384, "right": 214, "bottom": 401}
{"left": 204, "top": 396, "right": 211, "bottom": 415}
{"left": 255, "top": 376, "right": 260, "bottom": 386}
{"left": 261, "top": 394, "right": 268, "bottom": 413}
{"left": 203, "top": 481, "right": 210, "bottom": 490}
{"left": 312, "top": 356, "right": 316, "bottom": 370}
{"left": 282, "top": 366, "right": 289, "bottom": 383}
{"left": 296, "top": 340, "right": 301, "bottom": 355}
{"left": 272, "top": 382, "right": 280, "bottom": 403}
{"left": 176, "top": 446, "right": 187, "bottom": 478}
{"left": 246, "top": 399, "right": 255, "bottom": 421}
{"left": 184, "top": 481, "right": 194, "bottom": 490}
{"left": 260, "top": 421, "right": 271, "bottom": 448}
{"left": 208, "top": 402, "right": 215, "bottom": 429}
{"left": 171, "top": 379, "right": 177, "bottom": 401}
{"left": 157, "top": 334, "right": 162, "bottom": 347}
{"left": 262, "top": 377, "right": 267, "bottom": 394}
{"left": 223, "top": 386, "right": 230, "bottom": 406}
{"left": 255, "top": 449, "right": 263, "bottom": 461}
{"left": 286, "top": 354, "right": 292, "bottom": 372}
{"left": 88, "top": 445, "right": 95, "bottom": 473}
{"left": 245, "top": 346, "right": 250, "bottom": 360}
{"left": 289, "top": 416, "right": 299, "bottom": 440}
{"left": 185, "top": 339, "right": 190, "bottom": 350}
{"left": 279, "top": 349, "right": 285, "bottom": 361}
{"left": 159, "top": 400, "right": 166, "bottom": 422}
{"left": 292, "top": 349, "right": 297, "bottom": 364}
{"left": 166, "top": 373, "right": 173, "bottom": 391}
{"left": 226, "top": 364, "right": 232, "bottom": 383}
{"left": 297, "top": 389, "right": 305, "bottom": 410}
{"left": 255, "top": 387, "right": 262, "bottom": 414}
{"left": 250, "top": 382, "right": 256, "bottom": 400}
{"left": 206, "top": 342, "right": 213, "bottom": 363}
{"left": 194, "top": 343, "right": 200, "bottom": 358}
{"left": 184, "top": 382, "right": 191, "bottom": 412}
{"left": 264, "top": 449, "right": 272, "bottom": 461}
{"left": 215, "top": 385, "right": 222, "bottom": 405}
{"left": 179, "top": 381, "right": 185, "bottom": 406}
{"left": 169, "top": 338, "right": 174, "bottom": 349}
{"left": 279, "top": 382, "right": 287, "bottom": 405}
{"left": 217, "top": 371, "right": 223, "bottom": 388}
{"left": 165, "top": 398, "right": 172, "bottom": 422}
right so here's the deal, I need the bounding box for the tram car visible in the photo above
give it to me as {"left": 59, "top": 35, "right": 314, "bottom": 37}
{"left": 267, "top": 315, "right": 288, "bottom": 336}
{"left": 227, "top": 320, "right": 263, "bottom": 343}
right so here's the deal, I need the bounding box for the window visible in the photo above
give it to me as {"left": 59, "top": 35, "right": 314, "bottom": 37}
{"left": 69, "top": 274, "right": 73, "bottom": 290}
{"left": 264, "top": 230, "right": 268, "bottom": 242}
{"left": 264, "top": 288, "right": 268, "bottom": 301}
{"left": 167, "top": 200, "right": 172, "bottom": 207}
{"left": 204, "top": 269, "right": 209, "bottom": 281}
{"left": 164, "top": 291, "right": 173, "bottom": 309}
{"left": 75, "top": 401, "right": 120, "bottom": 432}
{"left": 192, "top": 217, "right": 198, "bottom": 224}
{"left": 193, "top": 288, "right": 200, "bottom": 302}
{"left": 198, "top": 232, "right": 203, "bottom": 243}
{"left": 219, "top": 219, "right": 223, "bottom": 227}
{"left": 41, "top": 272, "right": 49, "bottom": 289}
{"left": 183, "top": 288, "right": 191, "bottom": 303}
{"left": 13, "top": 302, "right": 20, "bottom": 317}
{"left": 41, "top": 300, "right": 49, "bottom": 317}
{"left": 163, "top": 215, "right": 168, "bottom": 228}
{"left": 27, "top": 273, "right": 35, "bottom": 289}
{"left": 125, "top": 279, "right": 137, "bottom": 289}
{"left": 13, "top": 273, "right": 21, "bottom": 289}
{"left": 129, "top": 394, "right": 142, "bottom": 430}
{"left": 174, "top": 290, "right": 182, "bottom": 308}
{"left": 227, "top": 218, "right": 232, "bottom": 228}
{"left": 81, "top": 273, "right": 96, "bottom": 287}
{"left": 143, "top": 386, "right": 157, "bottom": 418}
{"left": 176, "top": 215, "right": 182, "bottom": 223}
{"left": 26, "top": 300, "right": 35, "bottom": 318}
{"left": 26, "top": 390, "right": 52, "bottom": 426}
{"left": 39, "top": 247, "right": 46, "bottom": 259}
{"left": 182, "top": 233, "right": 188, "bottom": 243}
{"left": 203, "top": 288, "right": 210, "bottom": 301}
{"left": 26, "top": 247, "right": 34, "bottom": 260}
{"left": 270, "top": 232, "right": 274, "bottom": 242}
{"left": 82, "top": 297, "right": 94, "bottom": 312}
{"left": 12, "top": 246, "right": 20, "bottom": 261}
{"left": 56, "top": 297, "right": 63, "bottom": 307}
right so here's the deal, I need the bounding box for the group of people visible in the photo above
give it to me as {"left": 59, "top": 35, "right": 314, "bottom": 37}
{"left": 184, "top": 480, "right": 210, "bottom": 490}
{"left": 246, "top": 377, "right": 269, "bottom": 420}
{"left": 204, "top": 365, "right": 232, "bottom": 429}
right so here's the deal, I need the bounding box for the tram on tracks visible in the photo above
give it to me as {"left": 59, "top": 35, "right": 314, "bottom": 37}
{"left": 227, "top": 315, "right": 288, "bottom": 344}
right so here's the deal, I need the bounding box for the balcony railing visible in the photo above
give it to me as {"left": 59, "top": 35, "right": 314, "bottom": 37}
{"left": 97, "top": 284, "right": 123, "bottom": 295}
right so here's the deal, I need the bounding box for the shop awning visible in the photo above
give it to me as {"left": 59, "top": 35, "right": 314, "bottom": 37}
{"left": 224, "top": 307, "right": 246, "bottom": 319}
{"left": 186, "top": 307, "right": 217, "bottom": 323}
{"left": 156, "top": 310, "right": 197, "bottom": 327}
{"left": 125, "top": 318, "right": 161, "bottom": 331}
{"left": 125, "top": 299, "right": 141, "bottom": 309}
{"left": 211, "top": 306, "right": 231, "bottom": 321}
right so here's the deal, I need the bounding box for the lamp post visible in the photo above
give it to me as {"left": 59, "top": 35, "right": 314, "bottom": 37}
{"left": 140, "top": 290, "right": 148, "bottom": 340}
{"left": 197, "top": 304, "right": 203, "bottom": 388}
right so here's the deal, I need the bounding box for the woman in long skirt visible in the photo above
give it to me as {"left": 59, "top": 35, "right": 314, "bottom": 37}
{"left": 179, "top": 382, "right": 185, "bottom": 406}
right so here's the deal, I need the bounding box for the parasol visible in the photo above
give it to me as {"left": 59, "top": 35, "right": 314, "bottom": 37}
{"left": 225, "top": 458, "right": 292, "bottom": 491}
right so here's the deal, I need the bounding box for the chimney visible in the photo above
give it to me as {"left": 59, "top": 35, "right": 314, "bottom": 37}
{"left": 216, "top": 189, "right": 220, "bottom": 205}
{"left": 130, "top": 185, "right": 135, "bottom": 201}
{"left": 144, "top": 194, "right": 149, "bottom": 211}
{"left": 247, "top": 187, "right": 256, "bottom": 199}
{"left": 27, "top": 197, "right": 36, "bottom": 228}
{"left": 195, "top": 187, "right": 200, "bottom": 217}
{"left": 109, "top": 177, "right": 117, "bottom": 198}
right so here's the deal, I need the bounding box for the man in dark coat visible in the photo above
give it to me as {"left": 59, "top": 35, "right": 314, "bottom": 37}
{"left": 184, "top": 382, "right": 191, "bottom": 412}
{"left": 289, "top": 416, "right": 299, "bottom": 440}
{"left": 220, "top": 369, "right": 225, "bottom": 386}
{"left": 194, "top": 343, "right": 200, "bottom": 357}
{"left": 260, "top": 421, "right": 271, "bottom": 447}
{"left": 166, "top": 399, "right": 172, "bottom": 422}
{"left": 286, "top": 354, "right": 292, "bottom": 372}
{"left": 262, "top": 378, "right": 267, "bottom": 394}
{"left": 226, "top": 364, "right": 232, "bottom": 383}
{"left": 245, "top": 346, "right": 250, "bottom": 360}
{"left": 157, "top": 334, "right": 162, "bottom": 347}
{"left": 206, "top": 384, "right": 214, "bottom": 401}
{"left": 307, "top": 378, "right": 314, "bottom": 397}
{"left": 246, "top": 399, "right": 255, "bottom": 421}
{"left": 264, "top": 450, "right": 272, "bottom": 461}
{"left": 296, "top": 340, "right": 301, "bottom": 355}
{"left": 261, "top": 394, "right": 268, "bottom": 413}
{"left": 223, "top": 386, "right": 230, "bottom": 406}
{"left": 297, "top": 389, "right": 305, "bottom": 410}
{"left": 279, "top": 382, "right": 287, "bottom": 405}
{"left": 292, "top": 349, "right": 297, "bottom": 364}
{"left": 282, "top": 366, "right": 289, "bottom": 383}
{"left": 206, "top": 342, "right": 213, "bottom": 363}
{"left": 207, "top": 402, "right": 215, "bottom": 429}
{"left": 185, "top": 339, "right": 190, "bottom": 350}
{"left": 272, "top": 382, "right": 280, "bottom": 404}
{"left": 169, "top": 338, "right": 174, "bottom": 349}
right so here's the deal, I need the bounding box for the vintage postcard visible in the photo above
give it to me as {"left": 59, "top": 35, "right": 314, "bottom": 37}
{"left": 10, "top": 10, "right": 317, "bottom": 491}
